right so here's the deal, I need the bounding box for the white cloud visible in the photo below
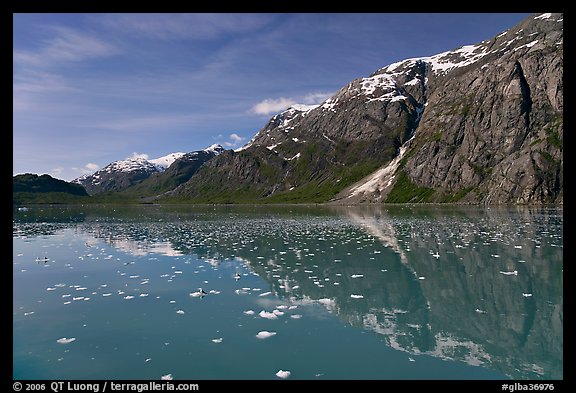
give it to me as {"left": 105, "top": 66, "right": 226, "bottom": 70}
{"left": 14, "top": 26, "right": 119, "bottom": 67}
{"left": 72, "top": 162, "right": 101, "bottom": 176}
{"left": 251, "top": 97, "right": 298, "bottom": 115}
{"left": 85, "top": 163, "right": 100, "bottom": 171}
{"left": 302, "top": 92, "right": 333, "bottom": 104}
{"left": 216, "top": 133, "right": 246, "bottom": 148}
{"left": 229, "top": 133, "right": 244, "bottom": 142}
{"left": 51, "top": 167, "right": 64, "bottom": 176}
{"left": 127, "top": 152, "right": 149, "bottom": 160}
{"left": 99, "top": 13, "right": 273, "bottom": 41}
{"left": 251, "top": 92, "right": 334, "bottom": 116}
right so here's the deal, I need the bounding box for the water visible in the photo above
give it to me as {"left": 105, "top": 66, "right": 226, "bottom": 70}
{"left": 13, "top": 205, "right": 563, "bottom": 380}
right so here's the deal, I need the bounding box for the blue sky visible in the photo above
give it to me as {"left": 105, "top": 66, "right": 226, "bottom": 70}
{"left": 13, "top": 13, "right": 532, "bottom": 181}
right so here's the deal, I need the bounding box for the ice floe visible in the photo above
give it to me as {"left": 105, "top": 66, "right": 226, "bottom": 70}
{"left": 243, "top": 310, "right": 255, "bottom": 315}
{"left": 256, "top": 331, "right": 277, "bottom": 339}
{"left": 161, "top": 374, "right": 173, "bottom": 380}
{"left": 259, "top": 310, "right": 278, "bottom": 319}
{"left": 350, "top": 294, "right": 364, "bottom": 299}
{"left": 57, "top": 337, "right": 76, "bottom": 344}
{"left": 211, "top": 338, "right": 223, "bottom": 343}
{"left": 276, "top": 370, "right": 291, "bottom": 379}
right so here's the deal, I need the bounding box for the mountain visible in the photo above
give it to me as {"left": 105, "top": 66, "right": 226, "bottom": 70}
{"left": 74, "top": 147, "right": 221, "bottom": 195}
{"left": 162, "top": 13, "right": 562, "bottom": 204}
{"left": 14, "top": 173, "right": 89, "bottom": 195}
{"left": 121, "top": 144, "right": 226, "bottom": 197}
{"left": 13, "top": 173, "right": 89, "bottom": 205}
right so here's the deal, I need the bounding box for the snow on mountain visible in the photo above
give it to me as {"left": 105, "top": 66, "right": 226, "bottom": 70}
{"left": 102, "top": 157, "right": 158, "bottom": 174}
{"left": 235, "top": 106, "right": 317, "bottom": 152}
{"left": 203, "top": 144, "right": 225, "bottom": 155}
{"left": 149, "top": 152, "right": 186, "bottom": 170}
{"left": 74, "top": 144, "right": 225, "bottom": 195}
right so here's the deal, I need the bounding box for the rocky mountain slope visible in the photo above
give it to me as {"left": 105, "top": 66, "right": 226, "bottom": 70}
{"left": 164, "top": 13, "right": 562, "bottom": 204}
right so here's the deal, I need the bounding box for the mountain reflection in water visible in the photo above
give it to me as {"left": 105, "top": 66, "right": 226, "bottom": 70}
{"left": 14, "top": 205, "right": 562, "bottom": 379}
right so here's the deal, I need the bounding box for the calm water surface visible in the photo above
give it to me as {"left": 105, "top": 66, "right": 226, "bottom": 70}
{"left": 13, "top": 205, "right": 563, "bottom": 380}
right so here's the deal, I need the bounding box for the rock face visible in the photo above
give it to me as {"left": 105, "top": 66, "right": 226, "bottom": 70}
{"left": 168, "top": 13, "right": 562, "bottom": 204}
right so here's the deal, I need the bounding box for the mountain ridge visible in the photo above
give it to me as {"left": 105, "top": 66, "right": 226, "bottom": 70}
{"left": 161, "top": 12, "right": 562, "bottom": 204}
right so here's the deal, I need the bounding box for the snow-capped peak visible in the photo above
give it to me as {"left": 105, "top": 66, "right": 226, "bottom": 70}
{"left": 149, "top": 152, "right": 186, "bottom": 170}
{"left": 203, "top": 144, "right": 225, "bottom": 155}
{"left": 289, "top": 104, "right": 319, "bottom": 112}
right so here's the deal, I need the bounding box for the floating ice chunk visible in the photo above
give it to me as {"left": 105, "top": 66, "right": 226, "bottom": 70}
{"left": 211, "top": 338, "right": 223, "bottom": 343}
{"left": 47, "top": 287, "right": 56, "bottom": 291}
{"left": 24, "top": 311, "right": 35, "bottom": 316}
{"left": 350, "top": 294, "right": 364, "bottom": 299}
{"left": 169, "top": 300, "right": 176, "bottom": 303}
{"left": 491, "top": 254, "right": 500, "bottom": 258}
{"left": 161, "top": 374, "right": 173, "bottom": 380}
{"left": 418, "top": 276, "right": 426, "bottom": 280}
{"left": 290, "top": 314, "right": 302, "bottom": 319}
{"left": 124, "top": 295, "right": 135, "bottom": 300}
{"left": 276, "top": 305, "right": 288, "bottom": 310}
{"left": 76, "top": 287, "right": 87, "bottom": 291}
{"left": 522, "top": 293, "right": 533, "bottom": 297}
{"left": 54, "top": 283, "right": 66, "bottom": 287}
{"left": 102, "top": 293, "right": 112, "bottom": 297}
{"left": 243, "top": 310, "right": 255, "bottom": 315}
{"left": 351, "top": 274, "right": 364, "bottom": 278}
{"left": 176, "top": 310, "right": 185, "bottom": 314}
{"left": 73, "top": 297, "right": 84, "bottom": 301}
{"left": 63, "top": 301, "right": 71, "bottom": 305}
{"left": 276, "top": 370, "right": 291, "bottom": 379}
{"left": 57, "top": 337, "right": 76, "bottom": 344}
{"left": 145, "top": 358, "right": 151, "bottom": 362}
{"left": 259, "top": 310, "right": 278, "bottom": 320}
{"left": 272, "top": 310, "right": 284, "bottom": 317}
{"left": 288, "top": 305, "right": 297, "bottom": 310}
{"left": 514, "top": 245, "right": 523, "bottom": 249}
{"left": 499, "top": 270, "right": 518, "bottom": 276}
{"left": 139, "top": 293, "right": 149, "bottom": 297}
{"left": 408, "top": 357, "right": 415, "bottom": 362}
{"left": 475, "top": 308, "right": 487, "bottom": 314}
{"left": 318, "top": 298, "right": 335, "bottom": 306}
{"left": 256, "top": 331, "right": 277, "bottom": 339}
{"left": 259, "top": 291, "right": 272, "bottom": 297}
{"left": 209, "top": 290, "right": 220, "bottom": 294}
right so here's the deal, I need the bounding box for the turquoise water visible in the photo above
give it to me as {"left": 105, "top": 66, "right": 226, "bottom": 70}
{"left": 13, "top": 205, "right": 562, "bottom": 380}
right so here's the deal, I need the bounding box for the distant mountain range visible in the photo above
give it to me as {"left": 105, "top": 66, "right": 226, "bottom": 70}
{"left": 15, "top": 13, "right": 562, "bottom": 205}
{"left": 13, "top": 173, "right": 89, "bottom": 205}
{"left": 73, "top": 144, "right": 224, "bottom": 195}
